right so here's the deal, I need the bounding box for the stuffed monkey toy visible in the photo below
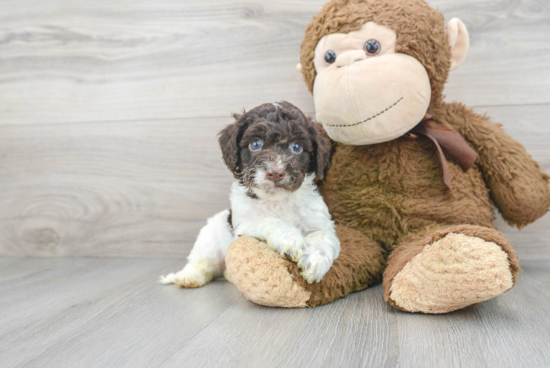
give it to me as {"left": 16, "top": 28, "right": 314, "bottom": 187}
{"left": 224, "top": 0, "right": 550, "bottom": 313}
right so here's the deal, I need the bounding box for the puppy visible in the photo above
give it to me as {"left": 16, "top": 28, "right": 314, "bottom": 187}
{"left": 161, "top": 101, "right": 339, "bottom": 287}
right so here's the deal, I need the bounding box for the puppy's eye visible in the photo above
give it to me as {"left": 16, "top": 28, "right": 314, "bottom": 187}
{"left": 364, "top": 39, "right": 380, "bottom": 56}
{"left": 249, "top": 139, "right": 263, "bottom": 151}
{"left": 324, "top": 50, "right": 337, "bottom": 64}
{"left": 290, "top": 142, "right": 303, "bottom": 154}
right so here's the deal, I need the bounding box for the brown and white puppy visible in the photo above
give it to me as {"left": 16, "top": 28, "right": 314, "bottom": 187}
{"left": 161, "top": 102, "right": 339, "bottom": 287}
{"left": 221, "top": 101, "right": 331, "bottom": 200}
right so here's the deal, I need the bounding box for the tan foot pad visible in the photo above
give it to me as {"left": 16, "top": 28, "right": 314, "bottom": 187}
{"left": 225, "top": 236, "right": 311, "bottom": 308}
{"left": 390, "top": 233, "right": 514, "bottom": 314}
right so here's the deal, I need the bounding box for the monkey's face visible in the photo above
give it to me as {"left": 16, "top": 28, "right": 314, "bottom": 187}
{"left": 312, "top": 22, "right": 431, "bottom": 146}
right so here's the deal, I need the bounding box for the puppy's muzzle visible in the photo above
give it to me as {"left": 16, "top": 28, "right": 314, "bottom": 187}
{"left": 266, "top": 166, "right": 286, "bottom": 183}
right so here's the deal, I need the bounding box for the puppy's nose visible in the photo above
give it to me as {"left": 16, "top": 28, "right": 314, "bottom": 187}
{"left": 266, "top": 167, "right": 286, "bottom": 183}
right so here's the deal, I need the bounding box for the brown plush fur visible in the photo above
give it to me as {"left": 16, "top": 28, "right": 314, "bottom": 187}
{"left": 306, "top": 0, "right": 549, "bottom": 307}
{"left": 433, "top": 102, "right": 550, "bottom": 228}
{"left": 300, "top": 0, "right": 450, "bottom": 106}
{"left": 225, "top": 0, "right": 550, "bottom": 311}
{"left": 321, "top": 101, "right": 550, "bottom": 250}
{"left": 286, "top": 224, "right": 386, "bottom": 307}
{"left": 321, "top": 137, "right": 495, "bottom": 251}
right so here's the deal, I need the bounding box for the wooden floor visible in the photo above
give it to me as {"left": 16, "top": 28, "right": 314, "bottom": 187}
{"left": 0, "top": 258, "right": 549, "bottom": 368}
{"left": 1, "top": 0, "right": 549, "bottom": 367}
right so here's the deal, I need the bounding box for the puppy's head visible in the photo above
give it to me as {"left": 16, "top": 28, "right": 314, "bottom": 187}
{"left": 218, "top": 101, "right": 331, "bottom": 200}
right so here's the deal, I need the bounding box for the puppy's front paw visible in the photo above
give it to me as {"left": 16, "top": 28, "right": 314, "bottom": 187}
{"left": 267, "top": 228, "right": 305, "bottom": 262}
{"left": 297, "top": 233, "right": 335, "bottom": 283}
{"left": 298, "top": 249, "right": 332, "bottom": 283}
{"left": 159, "top": 265, "right": 210, "bottom": 288}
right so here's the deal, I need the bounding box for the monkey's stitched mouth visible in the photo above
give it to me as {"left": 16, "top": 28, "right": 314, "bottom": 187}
{"left": 324, "top": 97, "right": 404, "bottom": 128}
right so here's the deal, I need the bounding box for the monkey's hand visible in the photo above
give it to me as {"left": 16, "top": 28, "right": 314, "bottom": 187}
{"left": 446, "top": 103, "right": 550, "bottom": 228}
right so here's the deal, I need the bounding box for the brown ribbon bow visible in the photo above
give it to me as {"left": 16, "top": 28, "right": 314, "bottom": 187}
{"left": 406, "top": 110, "right": 478, "bottom": 193}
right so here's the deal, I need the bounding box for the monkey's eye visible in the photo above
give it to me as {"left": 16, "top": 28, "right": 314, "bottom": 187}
{"left": 364, "top": 39, "right": 381, "bottom": 56}
{"left": 324, "top": 50, "right": 337, "bottom": 64}
{"left": 290, "top": 142, "right": 303, "bottom": 154}
{"left": 249, "top": 139, "right": 263, "bottom": 151}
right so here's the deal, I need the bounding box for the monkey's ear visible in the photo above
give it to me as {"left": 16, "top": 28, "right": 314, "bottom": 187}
{"left": 218, "top": 116, "right": 242, "bottom": 174}
{"left": 446, "top": 18, "right": 469, "bottom": 71}
{"left": 308, "top": 120, "right": 332, "bottom": 181}
{"left": 296, "top": 63, "right": 307, "bottom": 83}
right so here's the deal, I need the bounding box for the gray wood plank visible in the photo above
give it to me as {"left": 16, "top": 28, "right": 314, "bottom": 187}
{"left": 1, "top": 258, "right": 548, "bottom": 368}
{"left": 162, "top": 284, "right": 399, "bottom": 368}
{"left": 0, "top": 117, "right": 234, "bottom": 257}
{"left": 0, "top": 0, "right": 548, "bottom": 126}
{"left": 0, "top": 258, "right": 243, "bottom": 368}
{"left": 1, "top": 105, "right": 548, "bottom": 258}
{"left": 392, "top": 261, "right": 550, "bottom": 368}
{"left": 442, "top": 0, "right": 550, "bottom": 107}
{"left": 159, "top": 263, "right": 550, "bottom": 368}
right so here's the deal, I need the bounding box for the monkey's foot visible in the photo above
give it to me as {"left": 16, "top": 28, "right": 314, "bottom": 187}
{"left": 386, "top": 228, "right": 519, "bottom": 314}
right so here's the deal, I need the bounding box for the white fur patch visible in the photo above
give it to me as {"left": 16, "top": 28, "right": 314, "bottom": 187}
{"left": 161, "top": 175, "right": 340, "bottom": 287}
{"left": 160, "top": 209, "right": 234, "bottom": 287}
{"left": 232, "top": 175, "right": 340, "bottom": 282}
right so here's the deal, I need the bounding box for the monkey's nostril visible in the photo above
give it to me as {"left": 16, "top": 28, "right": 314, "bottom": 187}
{"left": 337, "top": 56, "right": 366, "bottom": 68}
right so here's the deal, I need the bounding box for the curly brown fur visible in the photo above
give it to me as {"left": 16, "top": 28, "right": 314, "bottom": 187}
{"left": 218, "top": 101, "right": 332, "bottom": 195}
{"left": 320, "top": 137, "right": 496, "bottom": 251}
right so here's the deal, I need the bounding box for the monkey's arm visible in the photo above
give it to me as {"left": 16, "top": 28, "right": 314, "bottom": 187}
{"left": 440, "top": 102, "right": 550, "bottom": 228}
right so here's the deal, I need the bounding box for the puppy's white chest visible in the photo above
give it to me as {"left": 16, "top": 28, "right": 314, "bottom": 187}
{"left": 249, "top": 198, "right": 302, "bottom": 224}
{"left": 230, "top": 178, "right": 316, "bottom": 231}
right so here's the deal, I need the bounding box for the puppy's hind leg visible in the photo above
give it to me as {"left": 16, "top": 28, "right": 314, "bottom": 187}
{"left": 160, "top": 209, "right": 234, "bottom": 288}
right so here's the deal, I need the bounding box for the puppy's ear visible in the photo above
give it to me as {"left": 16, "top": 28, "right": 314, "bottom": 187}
{"left": 218, "top": 113, "right": 244, "bottom": 174}
{"left": 307, "top": 119, "right": 332, "bottom": 181}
